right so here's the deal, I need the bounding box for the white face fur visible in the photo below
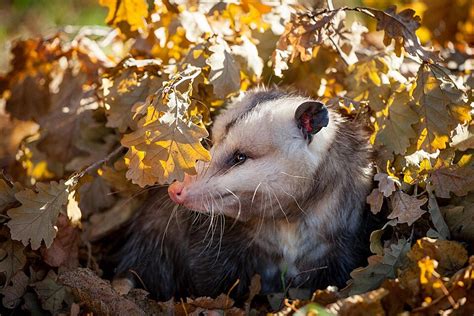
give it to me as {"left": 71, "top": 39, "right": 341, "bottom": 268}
{"left": 178, "top": 91, "right": 339, "bottom": 221}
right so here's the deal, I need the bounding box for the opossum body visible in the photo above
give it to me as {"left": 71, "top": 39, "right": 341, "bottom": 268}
{"left": 116, "top": 89, "right": 374, "bottom": 301}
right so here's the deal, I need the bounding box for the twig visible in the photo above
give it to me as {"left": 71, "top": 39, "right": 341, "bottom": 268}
{"left": 81, "top": 145, "right": 124, "bottom": 176}
{"left": 327, "top": 28, "right": 350, "bottom": 66}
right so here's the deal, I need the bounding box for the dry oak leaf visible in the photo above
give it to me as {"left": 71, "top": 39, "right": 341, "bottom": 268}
{"left": 99, "top": 0, "right": 148, "bottom": 34}
{"left": 366, "top": 188, "right": 383, "bottom": 215}
{"left": 430, "top": 165, "right": 474, "bottom": 198}
{"left": 76, "top": 174, "right": 115, "bottom": 217}
{"left": 349, "top": 239, "right": 410, "bottom": 295}
{"left": 0, "top": 239, "right": 26, "bottom": 284}
{"left": 328, "top": 288, "right": 388, "bottom": 316}
{"left": 122, "top": 89, "right": 210, "bottom": 186}
{"left": 374, "top": 91, "right": 418, "bottom": 155}
{"left": 6, "top": 74, "right": 51, "bottom": 121}
{"left": 415, "top": 256, "right": 474, "bottom": 315}
{"left": 41, "top": 214, "right": 80, "bottom": 268}
{"left": 206, "top": 39, "right": 241, "bottom": 99}
{"left": 407, "top": 238, "right": 468, "bottom": 276}
{"left": 450, "top": 123, "right": 474, "bottom": 151}
{"left": 362, "top": 6, "right": 439, "bottom": 62}
{"left": 276, "top": 10, "right": 342, "bottom": 63}
{"left": 7, "top": 180, "right": 70, "bottom": 250}
{"left": 1, "top": 271, "right": 29, "bottom": 309}
{"left": 0, "top": 179, "right": 20, "bottom": 213}
{"left": 123, "top": 117, "right": 211, "bottom": 186}
{"left": 442, "top": 194, "right": 474, "bottom": 241}
{"left": 413, "top": 65, "right": 468, "bottom": 152}
{"left": 104, "top": 66, "right": 162, "bottom": 133}
{"left": 36, "top": 70, "right": 94, "bottom": 165}
{"left": 388, "top": 191, "right": 427, "bottom": 225}
{"left": 374, "top": 173, "right": 398, "bottom": 197}
{"left": 32, "top": 270, "right": 67, "bottom": 314}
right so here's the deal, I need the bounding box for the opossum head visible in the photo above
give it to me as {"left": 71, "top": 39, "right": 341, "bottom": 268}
{"left": 168, "top": 89, "right": 338, "bottom": 221}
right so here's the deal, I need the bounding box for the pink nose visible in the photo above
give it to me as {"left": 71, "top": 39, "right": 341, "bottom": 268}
{"left": 168, "top": 181, "right": 186, "bottom": 204}
{"left": 168, "top": 174, "right": 195, "bottom": 205}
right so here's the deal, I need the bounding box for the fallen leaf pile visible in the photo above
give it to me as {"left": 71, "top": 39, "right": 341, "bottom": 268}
{"left": 0, "top": 0, "right": 473, "bottom": 314}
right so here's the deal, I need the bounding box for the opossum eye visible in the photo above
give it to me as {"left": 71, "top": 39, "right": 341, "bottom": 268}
{"left": 230, "top": 151, "right": 247, "bottom": 166}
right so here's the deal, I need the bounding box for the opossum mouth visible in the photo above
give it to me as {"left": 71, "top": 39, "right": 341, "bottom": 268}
{"left": 181, "top": 191, "right": 234, "bottom": 214}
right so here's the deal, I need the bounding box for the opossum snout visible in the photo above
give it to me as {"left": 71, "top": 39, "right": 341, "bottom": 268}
{"left": 168, "top": 174, "right": 195, "bottom": 205}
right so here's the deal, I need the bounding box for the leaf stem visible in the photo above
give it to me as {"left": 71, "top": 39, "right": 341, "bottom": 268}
{"left": 81, "top": 145, "right": 125, "bottom": 176}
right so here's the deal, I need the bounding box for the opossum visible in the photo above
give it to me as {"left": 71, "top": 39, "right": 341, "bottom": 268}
{"left": 115, "top": 89, "right": 374, "bottom": 301}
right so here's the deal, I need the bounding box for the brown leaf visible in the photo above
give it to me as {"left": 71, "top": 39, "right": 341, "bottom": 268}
{"left": 36, "top": 70, "right": 93, "bottom": 165}
{"left": 327, "top": 288, "right": 388, "bottom": 316}
{"left": 0, "top": 239, "right": 27, "bottom": 284}
{"left": 413, "top": 65, "right": 468, "bottom": 152}
{"left": 442, "top": 194, "right": 474, "bottom": 241}
{"left": 366, "top": 188, "right": 383, "bottom": 215}
{"left": 374, "top": 173, "right": 397, "bottom": 197}
{"left": 388, "top": 191, "right": 427, "bottom": 225}
{"left": 407, "top": 238, "right": 468, "bottom": 275}
{"left": 0, "top": 271, "right": 29, "bottom": 309}
{"left": 187, "top": 293, "right": 235, "bottom": 310}
{"left": 77, "top": 174, "right": 115, "bottom": 217}
{"left": 6, "top": 75, "right": 51, "bottom": 121}
{"left": 430, "top": 165, "right": 474, "bottom": 198}
{"left": 104, "top": 59, "right": 163, "bottom": 133}
{"left": 450, "top": 123, "right": 474, "bottom": 151}
{"left": 207, "top": 39, "right": 241, "bottom": 98}
{"left": 0, "top": 179, "right": 20, "bottom": 213}
{"left": 362, "top": 6, "right": 439, "bottom": 62}
{"left": 33, "top": 270, "right": 67, "bottom": 314}
{"left": 7, "top": 180, "right": 70, "bottom": 250}
{"left": 41, "top": 215, "right": 80, "bottom": 268}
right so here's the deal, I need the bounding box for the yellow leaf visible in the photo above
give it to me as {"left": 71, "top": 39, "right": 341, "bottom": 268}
{"left": 121, "top": 68, "right": 210, "bottom": 186}
{"left": 375, "top": 90, "right": 418, "bottom": 155}
{"left": 413, "top": 65, "right": 468, "bottom": 152}
{"left": 99, "top": 0, "right": 149, "bottom": 34}
{"left": 418, "top": 257, "right": 437, "bottom": 284}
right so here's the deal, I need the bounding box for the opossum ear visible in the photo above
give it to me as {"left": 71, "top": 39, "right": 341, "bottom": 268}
{"left": 295, "top": 101, "right": 329, "bottom": 143}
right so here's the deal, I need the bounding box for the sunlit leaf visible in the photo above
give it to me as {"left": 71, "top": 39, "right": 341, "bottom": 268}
{"left": 99, "top": 0, "right": 148, "bottom": 35}
{"left": 207, "top": 39, "right": 241, "bottom": 98}
{"left": 374, "top": 91, "right": 418, "bottom": 155}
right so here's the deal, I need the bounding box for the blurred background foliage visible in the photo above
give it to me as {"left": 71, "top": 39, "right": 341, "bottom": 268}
{"left": 1, "top": 0, "right": 473, "bottom": 72}
{"left": 0, "top": 0, "right": 107, "bottom": 71}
